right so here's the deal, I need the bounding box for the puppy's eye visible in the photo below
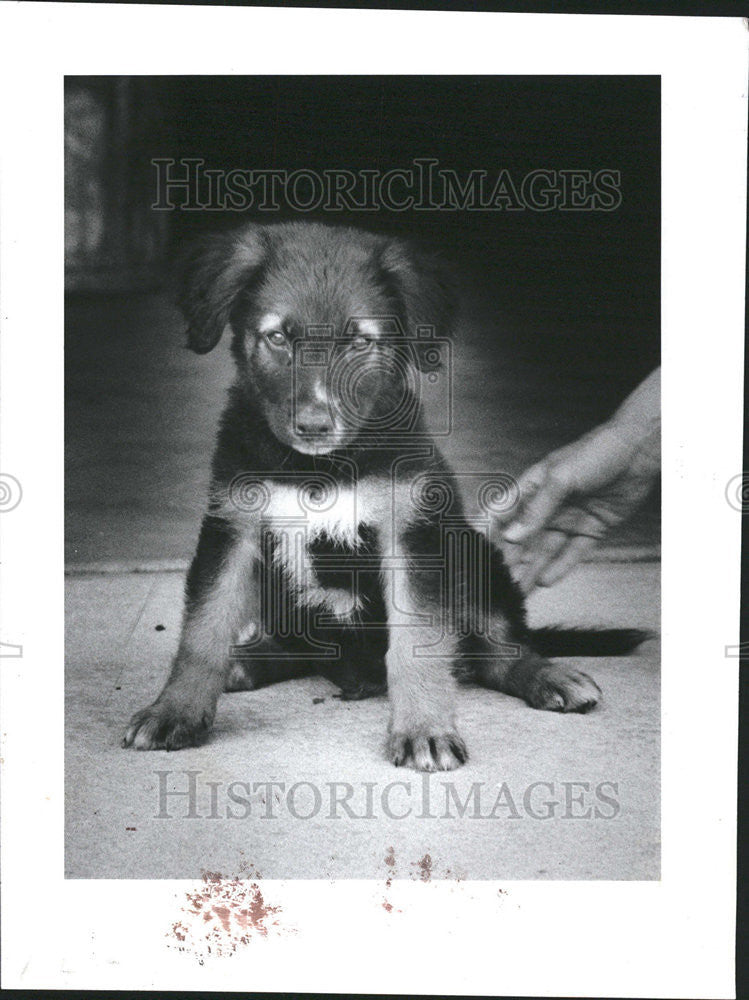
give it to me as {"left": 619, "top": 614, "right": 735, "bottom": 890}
{"left": 351, "top": 334, "right": 371, "bottom": 350}
{"left": 265, "top": 330, "right": 288, "bottom": 348}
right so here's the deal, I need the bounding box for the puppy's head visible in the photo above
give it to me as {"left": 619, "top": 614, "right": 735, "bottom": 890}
{"left": 178, "top": 221, "right": 453, "bottom": 454}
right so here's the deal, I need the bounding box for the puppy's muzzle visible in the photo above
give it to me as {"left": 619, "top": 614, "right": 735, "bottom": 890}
{"left": 295, "top": 404, "right": 334, "bottom": 442}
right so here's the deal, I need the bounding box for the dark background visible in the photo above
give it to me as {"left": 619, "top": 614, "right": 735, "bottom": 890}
{"left": 65, "top": 75, "right": 660, "bottom": 565}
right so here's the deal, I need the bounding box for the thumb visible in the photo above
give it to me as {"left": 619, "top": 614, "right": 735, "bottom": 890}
{"left": 491, "top": 462, "right": 545, "bottom": 524}
{"left": 502, "top": 466, "right": 568, "bottom": 543}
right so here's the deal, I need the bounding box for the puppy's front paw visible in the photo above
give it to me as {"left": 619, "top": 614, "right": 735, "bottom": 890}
{"left": 526, "top": 664, "right": 601, "bottom": 713}
{"left": 121, "top": 698, "right": 212, "bottom": 750}
{"left": 387, "top": 729, "right": 468, "bottom": 771}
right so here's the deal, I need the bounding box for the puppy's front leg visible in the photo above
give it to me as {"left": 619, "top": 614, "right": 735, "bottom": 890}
{"left": 122, "top": 516, "right": 259, "bottom": 750}
{"left": 382, "top": 532, "right": 467, "bottom": 771}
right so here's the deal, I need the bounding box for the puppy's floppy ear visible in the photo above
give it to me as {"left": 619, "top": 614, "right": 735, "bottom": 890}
{"left": 176, "top": 224, "right": 267, "bottom": 354}
{"left": 379, "top": 238, "right": 456, "bottom": 369}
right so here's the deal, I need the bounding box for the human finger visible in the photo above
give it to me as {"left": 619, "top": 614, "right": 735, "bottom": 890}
{"left": 516, "top": 529, "right": 569, "bottom": 594}
{"left": 501, "top": 539, "right": 527, "bottom": 569}
{"left": 536, "top": 534, "right": 599, "bottom": 587}
{"left": 502, "top": 467, "right": 569, "bottom": 544}
{"left": 491, "top": 462, "right": 546, "bottom": 526}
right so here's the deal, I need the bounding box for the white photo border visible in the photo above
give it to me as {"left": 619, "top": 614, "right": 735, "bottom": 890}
{"left": 0, "top": 5, "right": 746, "bottom": 996}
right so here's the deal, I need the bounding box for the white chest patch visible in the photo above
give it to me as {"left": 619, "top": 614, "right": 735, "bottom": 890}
{"left": 261, "top": 481, "right": 366, "bottom": 619}
{"left": 262, "top": 482, "right": 362, "bottom": 547}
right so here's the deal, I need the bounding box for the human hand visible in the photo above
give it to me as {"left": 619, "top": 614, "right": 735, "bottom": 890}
{"left": 494, "top": 416, "right": 660, "bottom": 594}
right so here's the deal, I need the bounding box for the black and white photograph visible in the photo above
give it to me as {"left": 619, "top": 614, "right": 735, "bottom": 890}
{"left": 65, "top": 73, "right": 662, "bottom": 885}
{"left": 0, "top": 6, "right": 744, "bottom": 996}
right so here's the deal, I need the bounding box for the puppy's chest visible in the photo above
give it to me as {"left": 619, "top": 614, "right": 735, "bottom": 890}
{"left": 260, "top": 481, "right": 385, "bottom": 609}
{"left": 262, "top": 481, "right": 373, "bottom": 547}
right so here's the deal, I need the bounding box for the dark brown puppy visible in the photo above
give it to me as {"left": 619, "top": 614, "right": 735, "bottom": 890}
{"left": 122, "top": 221, "right": 644, "bottom": 770}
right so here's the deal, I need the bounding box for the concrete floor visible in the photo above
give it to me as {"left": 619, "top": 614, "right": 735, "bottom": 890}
{"left": 65, "top": 561, "right": 659, "bottom": 880}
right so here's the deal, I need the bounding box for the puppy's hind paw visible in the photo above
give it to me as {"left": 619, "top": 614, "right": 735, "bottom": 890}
{"left": 121, "top": 699, "right": 212, "bottom": 751}
{"left": 338, "top": 679, "right": 387, "bottom": 701}
{"left": 526, "top": 664, "right": 601, "bottom": 714}
{"left": 387, "top": 729, "right": 468, "bottom": 771}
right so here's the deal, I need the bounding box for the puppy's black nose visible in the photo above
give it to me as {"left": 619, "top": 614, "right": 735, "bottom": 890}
{"left": 296, "top": 418, "right": 332, "bottom": 437}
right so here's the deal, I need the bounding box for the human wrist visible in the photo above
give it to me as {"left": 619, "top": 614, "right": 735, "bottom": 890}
{"left": 606, "top": 368, "right": 661, "bottom": 473}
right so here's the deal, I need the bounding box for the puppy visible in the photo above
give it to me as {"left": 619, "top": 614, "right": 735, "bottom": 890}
{"left": 122, "top": 221, "right": 644, "bottom": 770}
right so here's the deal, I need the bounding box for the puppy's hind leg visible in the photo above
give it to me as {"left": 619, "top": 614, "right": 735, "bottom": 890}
{"left": 224, "top": 657, "right": 314, "bottom": 692}
{"left": 475, "top": 648, "right": 601, "bottom": 713}
{"left": 224, "top": 631, "right": 315, "bottom": 692}
{"left": 466, "top": 529, "right": 601, "bottom": 713}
